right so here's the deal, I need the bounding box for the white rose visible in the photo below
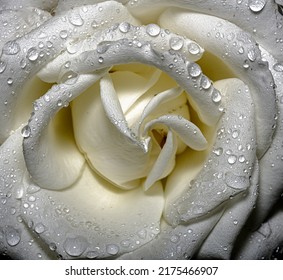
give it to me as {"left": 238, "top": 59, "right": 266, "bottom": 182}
{"left": 0, "top": 0, "right": 282, "bottom": 260}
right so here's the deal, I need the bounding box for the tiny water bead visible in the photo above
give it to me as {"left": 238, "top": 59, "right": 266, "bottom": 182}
{"left": 27, "top": 47, "right": 39, "bottom": 61}
{"left": 0, "top": 61, "right": 7, "bottom": 73}
{"left": 248, "top": 0, "right": 266, "bottom": 12}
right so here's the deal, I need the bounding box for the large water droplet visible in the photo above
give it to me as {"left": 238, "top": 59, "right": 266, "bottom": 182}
{"left": 5, "top": 226, "right": 21, "bottom": 246}
{"left": 21, "top": 125, "right": 31, "bottom": 138}
{"left": 169, "top": 37, "right": 184, "bottom": 51}
{"left": 34, "top": 223, "right": 46, "bottom": 234}
{"left": 211, "top": 89, "right": 222, "bottom": 103}
{"left": 106, "top": 244, "right": 119, "bottom": 255}
{"left": 119, "top": 22, "right": 131, "bottom": 33}
{"left": 248, "top": 0, "right": 266, "bottom": 12}
{"left": 225, "top": 171, "right": 249, "bottom": 190}
{"left": 188, "top": 42, "right": 200, "bottom": 55}
{"left": 63, "top": 236, "right": 88, "bottom": 257}
{"left": 97, "top": 41, "right": 112, "bottom": 54}
{"left": 27, "top": 47, "right": 39, "bottom": 61}
{"left": 146, "top": 24, "right": 161, "bottom": 37}
{"left": 3, "top": 41, "right": 21, "bottom": 55}
{"left": 68, "top": 13, "right": 84, "bottom": 26}
{"left": 187, "top": 63, "right": 201, "bottom": 77}
{"left": 200, "top": 75, "right": 211, "bottom": 89}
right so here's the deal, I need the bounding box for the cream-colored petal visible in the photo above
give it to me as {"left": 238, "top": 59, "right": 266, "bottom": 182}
{"left": 23, "top": 73, "right": 106, "bottom": 190}
{"left": 0, "top": 0, "right": 58, "bottom": 11}
{"left": 72, "top": 76, "right": 152, "bottom": 190}
{"left": 144, "top": 115, "right": 207, "bottom": 151}
{"left": 144, "top": 131, "right": 177, "bottom": 191}
{"left": 164, "top": 78, "right": 256, "bottom": 226}
{"left": 159, "top": 9, "right": 277, "bottom": 158}
{"left": 20, "top": 164, "right": 164, "bottom": 259}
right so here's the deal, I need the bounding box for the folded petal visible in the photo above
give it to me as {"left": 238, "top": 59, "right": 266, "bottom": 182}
{"left": 159, "top": 9, "right": 277, "bottom": 158}
{"left": 20, "top": 164, "right": 164, "bottom": 259}
{"left": 164, "top": 78, "right": 256, "bottom": 226}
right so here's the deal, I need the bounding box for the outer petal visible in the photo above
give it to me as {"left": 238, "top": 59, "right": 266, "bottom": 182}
{"left": 19, "top": 164, "right": 164, "bottom": 259}
{"left": 0, "top": 129, "right": 57, "bottom": 259}
{"left": 126, "top": 0, "right": 283, "bottom": 60}
{"left": 159, "top": 9, "right": 277, "bottom": 158}
{"left": 0, "top": 0, "right": 58, "bottom": 11}
{"left": 164, "top": 78, "right": 256, "bottom": 226}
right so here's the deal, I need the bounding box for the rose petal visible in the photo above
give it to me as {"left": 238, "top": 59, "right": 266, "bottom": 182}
{"left": 0, "top": 2, "right": 135, "bottom": 142}
{"left": 247, "top": 47, "right": 283, "bottom": 229}
{"left": 0, "top": 129, "right": 57, "bottom": 259}
{"left": 71, "top": 24, "right": 223, "bottom": 126}
{"left": 159, "top": 9, "right": 277, "bottom": 158}
{"left": 72, "top": 75, "right": 153, "bottom": 190}
{"left": 23, "top": 73, "right": 106, "bottom": 190}
{"left": 164, "top": 78, "right": 256, "bottom": 226}
{"left": 20, "top": 164, "right": 164, "bottom": 259}
{"left": 126, "top": 0, "right": 283, "bottom": 59}
{"left": 196, "top": 160, "right": 259, "bottom": 259}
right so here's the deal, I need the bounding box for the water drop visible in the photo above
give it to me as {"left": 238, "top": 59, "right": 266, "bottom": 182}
{"left": 68, "top": 12, "right": 84, "bottom": 26}
{"left": 3, "top": 41, "right": 21, "bottom": 55}
{"left": 200, "top": 75, "right": 211, "bottom": 89}
{"left": 106, "top": 244, "right": 119, "bottom": 255}
{"left": 211, "top": 89, "right": 222, "bottom": 103}
{"left": 225, "top": 171, "right": 249, "bottom": 190}
{"left": 238, "top": 47, "right": 244, "bottom": 54}
{"left": 233, "top": 220, "right": 239, "bottom": 225}
{"left": 146, "top": 24, "right": 161, "bottom": 37}
{"left": 97, "top": 41, "right": 111, "bottom": 54}
{"left": 273, "top": 62, "right": 283, "bottom": 72}
{"left": 57, "top": 99, "right": 63, "bottom": 107}
{"left": 49, "top": 242, "right": 57, "bottom": 251}
{"left": 170, "top": 234, "right": 180, "bottom": 243}
{"left": 7, "top": 78, "right": 13, "bottom": 85}
{"left": 0, "top": 61, "right": 7, "bottom": 73}
{"left": 5, "top": 226, "right": 21, "bottom": 246}
{"left": 213, "top": 147, "right": 223, "bottom": 156}
{"left": 27, "top": 47, "right": 39, "bottom": 61}
{"left": 98, "top": 57, "right": 104, "bottom": 63}
{"left": 248, "top": 0, "right": 266, "bottom": 12}
{"left": 20, "top": 59, "right": 27, "bottom": 69}
{"left": 187, "top": 63, "right": 201, "bottom": 77}
{"left": 137, "top": 229, "right": 147, "bottom": 239}
{"left": 119, "top": 22, "right": 131, "bottom": 33}
{"left": 61, "top": 70, "right": 78, "bottom": 84}
{"left": 188, "top": 42, "right": 200, "bottom": 55}
{"left": 34, "top": 223, "right": 46, "bottom": 234}
{"left": 63, "top": 236, "right": 88, "bottom": 257}
{"left": 247, "top": 48, "right": 256, "bottom": 61}
{"left": 169, "top": 37, "right": 184, "bottom": 51}
{"left": 87, "top": 251, "right": 99, "bottom": 259}
{"left": 21, "top": 125, "right": 31, "bottom": 138}
{"left": 59, "top": 30, "right": 68, "bottom": 39}
{"left": 232, "top": 130, "right": 239, "bottom": 139}
{"left": 227, "top": 155, "right": 237, "bottom": 165}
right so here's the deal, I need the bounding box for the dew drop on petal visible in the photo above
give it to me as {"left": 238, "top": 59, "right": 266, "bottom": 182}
{"left": 211, "top": 89, "right": 222, "bottom": 103}
{"left": 34, "top": 223, "right": 46, "bottom": 234}
{"left": 68, "top": 13, "right": 84, "bottom": 26}
{"left": 187, "top": 63, "right": 201, "bottom": 77}
{"left": 63, "top": 236, "right": 88, "bottom": 257}
{"left": 273, "top": 62, "right": 283, "bottom": 72}
{"left": 59, "top": 30, "right": 68, "bottom": 39}
{"left": 119, "top": 22, "right": 131, "bottom": 33}
{"left": 248, "top": 0, "right": 266, "bottom": 12}
{"left": 106, "top": 244, "right": 119, "bottom": 255}
{"left": 188, "top": 42, "right": 200, "bottom": 55}
{"left": 7, "top": 78, "right": 13, "bottom": 85}
{"left": 169, "top": 37, "right": 184, "bottom": 50}
{"left": 225, "top": 171, "right": 250, "bottom": 190}
{"left": 146, "top": 24, "right": 161, "bottom": 37}
{"left": 227, "top": 155, "right": 237, "bottom": 165}
{"left": 27, "top": 47, "right": 39, "bottom": 61}
{"left": 87, "top": 251, "right": 99, "bottom": 259}
{"left": 5, "top": 227, "right": 21, "bottom": 246}
{"left": 3, "top": 41, "right": 21, "bottom": 55}
{"left": 0, "top": 61, "right": 7, "bottom": 73}
{"left": 200, "top": 75, "right": 211, "bottom": 89}
{"left": 21, "top": 125, "right": 31, "bottom": 138}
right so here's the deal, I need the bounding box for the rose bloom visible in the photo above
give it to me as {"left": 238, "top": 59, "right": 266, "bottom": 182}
{"left": 0, "top": 0, "right": 283, "bottom": 260}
